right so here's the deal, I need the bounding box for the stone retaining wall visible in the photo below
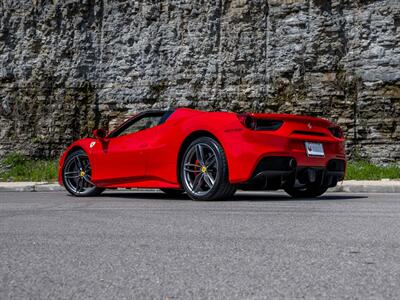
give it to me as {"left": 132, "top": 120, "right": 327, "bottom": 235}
{"left": 0, "top": 0, "right": 399, "bottom": 163}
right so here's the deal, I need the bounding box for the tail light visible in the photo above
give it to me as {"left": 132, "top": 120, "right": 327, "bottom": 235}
{"left": 237, "top": 114, "right": 256, "bottom": 130}
{"left": 237, "top": 114, "right": 283, "bottom": 131}
{"left": 328, "top": 126, "right": 344, "bottom": 138}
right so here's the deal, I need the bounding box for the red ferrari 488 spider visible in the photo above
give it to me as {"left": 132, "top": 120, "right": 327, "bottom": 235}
{"left": 59, "top": 108, "right": 346, "bottom": 200}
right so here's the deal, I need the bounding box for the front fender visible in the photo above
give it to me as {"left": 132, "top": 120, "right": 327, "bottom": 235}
{"left": 57, "top": 138, "right": 97, "bottom": 186}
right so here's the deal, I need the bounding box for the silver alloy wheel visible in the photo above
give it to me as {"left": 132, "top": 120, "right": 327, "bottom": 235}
{"left": 183, "top": 143, "right": 219, "bottom": 196}
{"left": 63, "top": 153, "right": 95, "bottom": 194}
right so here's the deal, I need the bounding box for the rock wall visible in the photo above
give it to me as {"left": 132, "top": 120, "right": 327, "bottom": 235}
{"left": 0, "top": 0, "right": 399, "bottom": 163}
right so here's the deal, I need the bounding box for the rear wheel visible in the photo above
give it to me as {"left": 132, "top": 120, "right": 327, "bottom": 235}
{"left": 160, "top": 188, "right": 184, "bottom": 196}
{"left": 181, "top": 137, "right": 236, "bottom": 201}
{"left": 62, "top": 149, "right": 104, "bottom": 197}
{"left": 284, "top": 185, "right": 328, "bottom": 198}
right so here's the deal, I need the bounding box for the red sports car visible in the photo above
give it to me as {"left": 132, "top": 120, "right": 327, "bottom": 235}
{"left": 58, "top": 108, "right": 346, "bottom": 200}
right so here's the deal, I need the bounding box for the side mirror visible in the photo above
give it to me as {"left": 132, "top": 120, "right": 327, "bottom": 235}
{"left": 93, "top": 128, "right": 107, "bottom": 140}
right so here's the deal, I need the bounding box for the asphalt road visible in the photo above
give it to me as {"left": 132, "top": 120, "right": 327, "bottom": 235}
{"left": 1, "top": 191, "right": 400, "bottom": 299}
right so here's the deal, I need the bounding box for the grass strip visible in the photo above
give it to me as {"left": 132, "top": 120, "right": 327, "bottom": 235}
{"left": 0, "top": 153, "right": 58, "bottom": 182}
{"left": 0, "top": 153, "right": 399, "bottom": 182}
{"left": 345, "top": 161, "right": 400, "bottom": 180}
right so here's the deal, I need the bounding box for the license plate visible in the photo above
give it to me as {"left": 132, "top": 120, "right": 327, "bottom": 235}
{"left": 305, "top": 142, "right": 324, "bottom": 157}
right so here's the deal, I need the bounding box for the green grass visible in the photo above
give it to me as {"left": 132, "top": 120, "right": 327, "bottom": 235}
{"left": 346, "top": 161, "right": 400, "bottom": 180}
{"left": 0, "top": 153, "right": 399, "bottom": 182}
{"left": 0, "top": 153, "right": 58, "bottom": 182}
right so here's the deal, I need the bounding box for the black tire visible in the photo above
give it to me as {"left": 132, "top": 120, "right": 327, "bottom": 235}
{"left": 160, "top": 188, "right": 185, "bottom": 196}
{"left": 284, "top": 185, "right": 328, "bottom": 198}
{"left": 180, "top": 137, "right": 236, "bottom": 201}
{"left": 62, "top": 149, "right": 104, "bottom": 197}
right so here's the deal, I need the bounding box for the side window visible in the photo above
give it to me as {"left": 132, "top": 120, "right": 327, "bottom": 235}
{"left": 116, "top": 115, "right": 163, "bottom": 137}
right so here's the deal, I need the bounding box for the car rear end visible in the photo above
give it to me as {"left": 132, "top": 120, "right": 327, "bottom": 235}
{"left": 228, "top": 113, "right": 346, "bottom": 191}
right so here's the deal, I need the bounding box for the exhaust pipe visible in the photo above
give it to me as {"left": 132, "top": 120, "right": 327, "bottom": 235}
{"left": 307, "top": 168, "right": 317, "bottom": 183}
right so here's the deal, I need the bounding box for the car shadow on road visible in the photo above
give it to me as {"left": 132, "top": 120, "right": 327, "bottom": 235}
{"left": 99, "top": 191, "right": 367, "bottom": 202}
{"left": 231, "top": 193, "right": 367, "bottom": 202}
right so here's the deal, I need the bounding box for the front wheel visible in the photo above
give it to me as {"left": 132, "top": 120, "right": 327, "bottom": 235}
{"left": 62, "top": 149, "right": 104, "bottom": 197}
{"left": 180, "top": 137, "right": 236, "bottom": 201}
{"left": 284, "top": 185, "right": 328, "bottom": 198}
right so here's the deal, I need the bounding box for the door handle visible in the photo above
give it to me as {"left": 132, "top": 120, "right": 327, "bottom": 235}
{"left": 139, "top": 143, "right": 148, "bottom": 148}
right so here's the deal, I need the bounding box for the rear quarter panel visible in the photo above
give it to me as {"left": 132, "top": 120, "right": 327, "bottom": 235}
{"left": 150, "top": 111, "right": 246, "bottom": 185}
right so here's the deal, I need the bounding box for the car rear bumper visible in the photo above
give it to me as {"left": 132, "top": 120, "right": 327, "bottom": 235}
{"left": 223, "top": 131, "right": 346, "bottom": 184}
{"left": 236, "top": 157, "right": 345, "bottom": 190}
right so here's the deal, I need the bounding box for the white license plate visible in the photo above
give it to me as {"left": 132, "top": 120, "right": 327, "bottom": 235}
{"left": 305, "top": 142, "right": 324, "bottom": 157}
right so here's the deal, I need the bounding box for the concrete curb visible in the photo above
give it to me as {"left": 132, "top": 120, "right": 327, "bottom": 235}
{"left": 0, "top": 181, "right": 399, "bottom": 193}
{"left": 34, "top": 183, "right": 65, "bottom": 192}
{"left": 330, "top": 180, "right": 400, "bottom": 193}
{"left": 0, "top": 182, "right": 64, "bottom": 192}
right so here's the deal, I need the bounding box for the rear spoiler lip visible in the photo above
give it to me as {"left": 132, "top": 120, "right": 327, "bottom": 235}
{"left": 249, "top": 113, "right": 333, "bottom": 127}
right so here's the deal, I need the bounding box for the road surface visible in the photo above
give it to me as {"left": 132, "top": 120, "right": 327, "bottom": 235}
{"left": 1, "top": 191, "right": 400, "bottom": 299}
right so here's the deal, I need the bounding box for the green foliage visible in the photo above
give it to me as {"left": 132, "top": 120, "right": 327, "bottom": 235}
{"left": 0, "top": 153, "right": 58, "bottom": 182}
{"left": 346, "top": 161, "right": 400, "bottom": 180}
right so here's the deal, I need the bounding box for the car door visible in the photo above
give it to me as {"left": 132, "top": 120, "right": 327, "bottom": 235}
{"left": 91, "top": 113, "right": 163, "bottom": 185}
